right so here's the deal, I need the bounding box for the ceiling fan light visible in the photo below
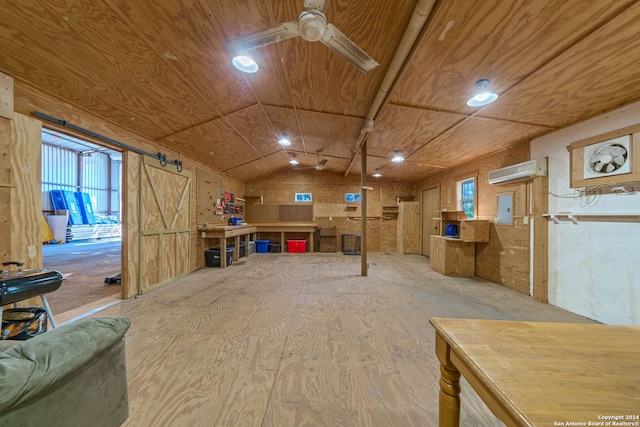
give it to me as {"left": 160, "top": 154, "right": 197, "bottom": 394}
{"left": 298, "top": 11, "right": 326, "bottom": 42}
{"left": 289, "top": 154, "right": 299, "bottom": 165}
{"left": 467, "top": 78, "right": 498, "bottom": 107}
{"left": 391, "top": 150, "right": 404, "bottom": 163}
{"left": 278, "top": 133, "right": 291, "bottom": 146}
{"left": 232, "top": 55, "right": 258, "bottom": 73}
{"left": 373, "top": 168, "right": 382, "bottom": 178}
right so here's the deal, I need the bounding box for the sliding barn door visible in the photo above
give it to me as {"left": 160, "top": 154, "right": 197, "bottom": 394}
{"left": 138, "top": 156, "right": 191, "bottom": 294}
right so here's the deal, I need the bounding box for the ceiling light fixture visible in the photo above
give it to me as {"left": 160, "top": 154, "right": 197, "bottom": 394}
{"left": 467, "top": 78, "right": 498, "bottom": 107}
{"left": 232, "top": 54, "right": 258, "bottom": 73}
{"left": 278, "top": 133, "right": 291, "bottom": 146}
{"left": 373, "top": 168, "right": 382, "bottom": 178}
{"left": 391, "top": 150, "right": 405, "bottom": 163}
{"left": 289, "top": 154, "right": 299, "bottom": 165}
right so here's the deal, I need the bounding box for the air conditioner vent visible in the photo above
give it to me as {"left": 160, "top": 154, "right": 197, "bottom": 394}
{"left": 488, "top": 159, "right": 547, "bottom": 185}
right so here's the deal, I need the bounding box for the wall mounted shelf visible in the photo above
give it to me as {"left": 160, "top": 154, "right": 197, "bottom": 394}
{"left": 243, "top": 195, "right": 263, "bottom": 204}
{"left": 382, "top": 205, "right": 399, "bottom": 217}
{"left": 543, "top": 213, "right": 640, "bottom": 224}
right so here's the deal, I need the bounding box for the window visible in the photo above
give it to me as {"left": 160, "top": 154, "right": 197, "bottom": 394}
{"left": 460, "top": 178, "right": 475, "bottom": 219}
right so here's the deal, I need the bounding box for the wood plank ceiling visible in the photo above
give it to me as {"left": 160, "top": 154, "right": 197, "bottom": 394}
{"left": 2, "top": 0, "right": 640, "bottom": 182}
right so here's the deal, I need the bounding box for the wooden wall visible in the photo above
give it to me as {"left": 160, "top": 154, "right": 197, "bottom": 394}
{"left": 0, "top": 73, "right": 43, "bottom": 308}
{"left": 414, "top": 142, "right": 532, "bottom": 294}
{"left": 0, "top": 74, "right": 41, "bottom": 271}
{"left": 11, "top": 81, "right": 245, "bottom": 296}
{"left": 245, "top": 170, "right": 415, "bottom": 251}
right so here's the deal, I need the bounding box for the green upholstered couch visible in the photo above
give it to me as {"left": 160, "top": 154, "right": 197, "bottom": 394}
{"left": 0, "top": 317, "right": 131, "bottom": 427}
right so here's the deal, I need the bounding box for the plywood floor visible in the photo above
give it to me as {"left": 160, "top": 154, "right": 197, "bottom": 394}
{"left": 87, "top": 252, "right": 594, "bottom": 427}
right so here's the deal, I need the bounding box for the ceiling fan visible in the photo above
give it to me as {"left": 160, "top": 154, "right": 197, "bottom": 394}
{"left": 297, "top": 150, "right": 333, "bottom": 171}
{"left": 221, "top": 0, "right": 379, "bottom": 73}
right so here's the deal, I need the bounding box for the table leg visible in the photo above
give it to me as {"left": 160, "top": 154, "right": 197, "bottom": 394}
{"left": 40, "top": 295, "right": 57, "bottom": 329}
{"left": 233, "top": 236, "right": 240, "bottom": 262}
{"left": 220, "top": 237, "right": 227, "bottom": 268}
{"left": 435, "top": 332, "right": 461, "bottom": 427}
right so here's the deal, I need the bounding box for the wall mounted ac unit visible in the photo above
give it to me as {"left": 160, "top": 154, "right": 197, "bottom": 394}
{"left": 488, "top": 158, "right": 547, "bottom": 185}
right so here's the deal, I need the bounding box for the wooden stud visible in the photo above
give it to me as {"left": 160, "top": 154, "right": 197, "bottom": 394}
{"left": 532, "top": 172, "right": 549, "bottom": 302}
{"left": 0, "top": 71, "right": 13, "bottom": 120}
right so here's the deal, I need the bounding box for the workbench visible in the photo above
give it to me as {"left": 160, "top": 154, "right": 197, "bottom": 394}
{"left": 199, "top": 225, "right": 257, "bottom": 268}
{"left": 252, "top": 222, "right": 317, "bottom": 252}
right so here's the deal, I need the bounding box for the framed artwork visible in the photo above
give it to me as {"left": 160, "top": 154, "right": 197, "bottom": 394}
{"left": 345, "top": 193, "right": 361, "bottom": 203}
{"left": 295, "top": 193, "right": 312, "bottom": 202}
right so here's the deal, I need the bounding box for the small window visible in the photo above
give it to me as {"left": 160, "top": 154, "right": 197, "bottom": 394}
{"left": 460, "top": 178, "right": 475, "bottom": 219}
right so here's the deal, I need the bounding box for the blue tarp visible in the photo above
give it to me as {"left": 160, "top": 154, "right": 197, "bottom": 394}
{"left": 49, "top": 190, "right": 83, "bottom": 225}
{"left": 75, "top": 192, "right": 96, "bottom": 224}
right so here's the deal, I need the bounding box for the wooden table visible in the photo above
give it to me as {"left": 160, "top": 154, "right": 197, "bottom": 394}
{"left": 429, "top": 318, "right": 640, "bottom": 427}
{"left": 200, "top": 225, "right": 257, "bottom": 268}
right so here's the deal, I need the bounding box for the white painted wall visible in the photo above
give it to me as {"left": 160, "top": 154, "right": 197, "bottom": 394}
{"left": 530, "top": 102, "right": 640, "bottom": 325}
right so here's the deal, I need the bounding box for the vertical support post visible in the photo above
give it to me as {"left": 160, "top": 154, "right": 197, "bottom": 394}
{"left": 360, "top": 141, "right": 367, "bottom": 276}
{"left": 532, "top": 170, "right": 549, "bottom": 302}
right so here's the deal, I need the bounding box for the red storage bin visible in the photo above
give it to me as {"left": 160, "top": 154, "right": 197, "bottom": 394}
{"left": 286, "top": 240, "right": 307, "bottom": 253}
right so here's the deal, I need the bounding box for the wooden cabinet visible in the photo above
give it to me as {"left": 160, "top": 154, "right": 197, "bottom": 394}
{"left": 436, "top": 211, "right": 489, "bottom": 242}
{"left": 460, "top": 220, "right": 489, "bottom": 242}
{"left": 430, "top": 236, "right": 475, "bottom": 276}
{"left": 319, "top": 226, "right": 337, "bottom": 252}
{"left": 430, "top": 211, "right": 489, "bottom": 276}
{"left": 398, "top": 201, "right": 420, "bottom": 254}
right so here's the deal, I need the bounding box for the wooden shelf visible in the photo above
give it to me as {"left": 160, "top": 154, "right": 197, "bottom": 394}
{"left": 435, "top": 211, "right": 488, "bottom": 242}
{"left": 382, "top": 205, "right": 398, "bottom": 217}
{"left": 243, "top": 195, "right": 263, "bottom": 204}
{"left": 396, "top": 196, "right": 415, "bottom": 203}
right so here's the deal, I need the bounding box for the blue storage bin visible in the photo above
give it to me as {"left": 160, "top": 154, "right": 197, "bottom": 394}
{"left": 256, "top": 239, "right": 271, "bottom": 253}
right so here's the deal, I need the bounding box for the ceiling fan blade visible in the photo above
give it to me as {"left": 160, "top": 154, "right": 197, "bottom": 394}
{"left": 320, "top": 24, "right": 379, "bottom": 73}
{"left": 318, "top": 158, "right": 328, "bottom": 167}
{"left": 222, "top": 21, "right": 300, "bottom": 54}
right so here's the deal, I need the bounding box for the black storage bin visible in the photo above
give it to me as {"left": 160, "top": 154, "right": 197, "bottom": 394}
{"left": 205, "top": 247, "right": 234, "bottom": 267}
{"left": 270, "top": 243, "right": 281, "bottom": 253}
{"left": 239, "top": 241, "right": 246, "bottom": 257}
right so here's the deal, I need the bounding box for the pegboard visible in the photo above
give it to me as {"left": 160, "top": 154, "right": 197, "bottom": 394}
{"left": 196, "top": 169, "right": 223, "bottom": 224}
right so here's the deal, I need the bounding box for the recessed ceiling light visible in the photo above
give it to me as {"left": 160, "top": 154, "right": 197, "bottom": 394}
{"left": 373, "top": 168, "right": 382, "bottom": 177}
{"left": 467, "top": 78, "right": 498, "bottom": 107}
{"left": 289, "top": 154, "right": 299, "bottom": 165}
{"left": 391, "top": 150, "right": 405, "bottom": 163}
{"left": 278, "top": 133, "right": 291, "bottom": 146}
{"left": 232, "top": 55, "right": 258, "bottom": 73}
